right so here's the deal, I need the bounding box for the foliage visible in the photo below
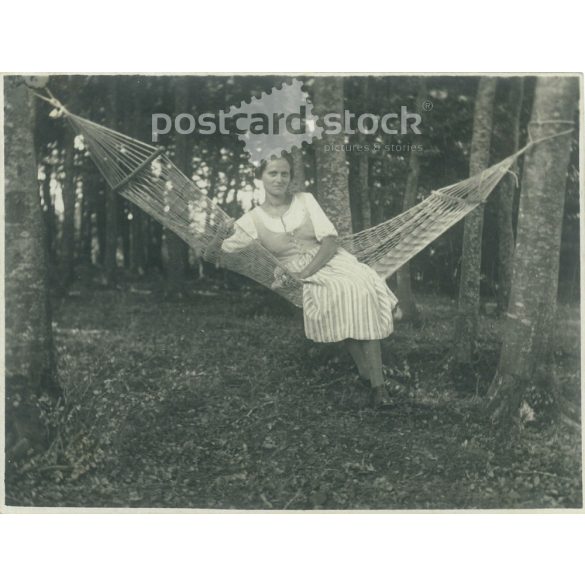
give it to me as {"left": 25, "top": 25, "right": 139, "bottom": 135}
{"left": 6, "top": 280, "right": 581, "bottom": 509}
{"left": 33, "top": 75, "right": 581, "bottom": 300}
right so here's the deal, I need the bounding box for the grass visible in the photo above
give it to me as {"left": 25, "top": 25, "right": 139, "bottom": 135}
{"left": 5, "top": 277, "right": 582, "bottom": 509}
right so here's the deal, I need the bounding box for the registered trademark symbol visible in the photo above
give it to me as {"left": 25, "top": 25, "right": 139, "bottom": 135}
{"left": 422, "top": 99, "right": 433, "bottom": 112}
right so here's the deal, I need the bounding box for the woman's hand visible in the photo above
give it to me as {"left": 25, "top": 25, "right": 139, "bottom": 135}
{"left": 271, "top": 266, "right": 303, "bottom": 290}
{"left": 218, "top": 218, "right": 236, "bottom": 239}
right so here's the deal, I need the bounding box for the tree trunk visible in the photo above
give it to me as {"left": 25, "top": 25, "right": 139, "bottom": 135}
{"left": 289, "top": 146, "right": 306, "bottom": 195}
{"left": 60, "top": 124, "right": 76, "bottom": 287}
{"left": 130, "top": 202, "right": 147, "bottom": 275}
{"left": 453, "top": 77, "right": 497, "bottom": 368}
{"left": 369, "top": 157, "right": 385, "bottom": 227}
{"left": 395, "top": 79, "right": 426, "bottom": 324}
{"left": 358, "top": 147, "right": 371, "bottom": 231}
{"left": 41, "top": 162, "right": 57, "bottom": 265}
{"left": 147, "top": 218, "right": 164, "bottom": 273}
{"left": 95, "top": 177, "right": 107, "bottom": 266}
{"left": 104, "top": 78, "right": 119, "bottom": 284}
{"left": 487, "top": 76, "right": 579, "bottom": 431}
{"left": 4, "top": 78, "right": 61, "bottom": 461}
{"left": 165, "top": 78, "right": 191, "bottom": 297}
{"left": 165, "top": 232, "right": 189, "bottom": 295}
{"left": 79, "top": 170, "right": 94, "bottom": 266}
{"left": 496, "top": 78, "right": 524, "bottom": 313}
{"left": 130, "top": 203, "right": 146, "bottom": 275}
{"left": 129, "top": 81, "right": 147, "bottom": 275}
{"left": 313, "top": 77, "right": 353, "bottom": 237}
{"left": 120, "top": 200, "right": 131, "bottom": 269}
{"left": 358, "top": 78, "right": 372, "bottom": 231}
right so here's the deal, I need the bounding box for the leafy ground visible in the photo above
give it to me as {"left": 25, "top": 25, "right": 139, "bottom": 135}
{"left": 5, "top": 276, "right": 582, "bottom": 509}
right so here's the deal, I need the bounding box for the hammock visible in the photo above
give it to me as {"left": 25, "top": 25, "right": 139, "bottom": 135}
{"left": 36, "top": 91, "right": 565, "bottom": 308}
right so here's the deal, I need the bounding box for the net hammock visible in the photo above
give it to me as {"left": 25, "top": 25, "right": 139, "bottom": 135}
{"left": 36, "top": 91, "right": 572, "bottom": 308}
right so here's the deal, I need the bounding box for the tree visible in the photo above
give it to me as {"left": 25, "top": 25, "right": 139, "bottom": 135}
{"left": 357, "top": 77, "right": 372, "bottom": 231}
{"left": 487, "top": 76, "right": 579, "bottom": 430}
{"left": 289, "top": 146, "right": 306, "bottom": 195}
{"left": 496, "top": 77, "right": 524, "bottom": 313}
{"left": 453, "top": 77, "right": 497, "bottom": 368}
{"left": 129, "top": 80, "right": 147, "bottom": 275}
{"left": 60, "top": 123, "right": 76, "bottom": 287}
{"left": 395, "top": 78, "right": 426, "bottom": 324}
{"left": 147, "top": 217, "right": 164, "bottom": 272}
{"left": 4, "top": 77, "right": 61, "bottom": 460}
{"left": 313, "top": 77, "right": 352, "bottom": 236}
{"left": 104, "top": 76, "right": 119, "bottom": 284}
{"left": 55, "top": 76, "right": 83, "bottom": 288}
{"left": 165, "top": 77, "right": 191, "bottom": 297}
{"left": 40, "top": 155, "right": 57, "bottom": 266}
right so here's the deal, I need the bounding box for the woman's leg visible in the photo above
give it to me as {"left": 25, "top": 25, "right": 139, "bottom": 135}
{"left": 361, "top": 340, "right": 384, "bottom": 388}
{"left": 345, "top": 339, "right": 370, "bottom": 381}
{"left": 346, "top": 339, "right": 390, "bottom": 407}
{"left": 362, "top": 340, "right": 392, "bottom": 407}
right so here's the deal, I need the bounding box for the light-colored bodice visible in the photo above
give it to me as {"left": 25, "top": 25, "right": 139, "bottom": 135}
{"left": 249, "top": 206, "right": 321, "bottom": 267}
{"left": 221, "top": 192, "right": 338, "bottom": 271}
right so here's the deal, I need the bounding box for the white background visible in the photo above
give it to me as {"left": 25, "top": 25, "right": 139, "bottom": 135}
{"left": 1, "top": 1, "right": 584, "bottom": 583}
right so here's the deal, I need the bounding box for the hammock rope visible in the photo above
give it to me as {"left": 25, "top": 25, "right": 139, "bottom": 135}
{"left": 34, "top": 91, "right": 574, "bottom": 308}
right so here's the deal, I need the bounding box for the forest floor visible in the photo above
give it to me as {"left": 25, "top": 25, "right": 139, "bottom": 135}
{"left": 5, "top": 275, "right": 582, "bottom": 510}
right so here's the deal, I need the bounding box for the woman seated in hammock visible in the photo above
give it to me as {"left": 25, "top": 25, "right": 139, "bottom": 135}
{"left": 206, "top": 153, "right": 399, "bottom": 408}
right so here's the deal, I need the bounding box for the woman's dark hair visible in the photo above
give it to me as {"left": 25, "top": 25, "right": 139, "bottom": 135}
{"left": 254, "top": 152, "right": 295, "bottom": 181}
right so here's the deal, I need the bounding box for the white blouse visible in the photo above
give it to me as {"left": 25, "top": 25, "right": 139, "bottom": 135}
{"left": 221, "top": 192, "right": 338, "bottom": 253}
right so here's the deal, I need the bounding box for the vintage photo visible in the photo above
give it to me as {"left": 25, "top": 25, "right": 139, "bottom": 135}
{"left": 2, "top": 73, "right": 582, "bottom": 510}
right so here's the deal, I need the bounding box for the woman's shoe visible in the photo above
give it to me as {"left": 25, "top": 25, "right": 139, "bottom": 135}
{"left": 354, "top": 376, "right": 372, "bottom": 409}
{"left": 371, "top": 386, "right": 393, "bottom": 409}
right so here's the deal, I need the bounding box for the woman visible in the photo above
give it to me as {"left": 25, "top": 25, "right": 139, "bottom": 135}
{"left": 206, "top": 153, "right": 399, "bottom": 407}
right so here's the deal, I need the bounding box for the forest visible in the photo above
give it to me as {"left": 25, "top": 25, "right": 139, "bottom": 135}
{"left": 3, "top": 74, "right": 582, "bottom": 509}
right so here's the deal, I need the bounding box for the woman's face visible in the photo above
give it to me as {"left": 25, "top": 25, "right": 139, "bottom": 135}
{"left": 261, "top": 158, "right": 291, "bottom": 200}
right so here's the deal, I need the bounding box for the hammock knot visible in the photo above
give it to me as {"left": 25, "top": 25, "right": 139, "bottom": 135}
{"left": 32, "top": 89, "right": 69, "bottom": 118}
{"left": 527, "top": 119, "right": 575, "bottom": 144}
{"left": 505, "top": 169, "right": 520, "bottom": 189}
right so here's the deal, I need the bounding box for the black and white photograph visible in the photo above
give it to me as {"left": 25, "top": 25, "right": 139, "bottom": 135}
{"left": 2, "top": 73, "right": 582, "bottom": 511}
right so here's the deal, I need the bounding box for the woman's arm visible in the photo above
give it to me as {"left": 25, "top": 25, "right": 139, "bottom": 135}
{"left": 296, "top": 235, "right": 338, "bottom": 279}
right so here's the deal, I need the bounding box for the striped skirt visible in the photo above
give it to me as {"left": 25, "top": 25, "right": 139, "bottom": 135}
{"left": 288, "top": 248, "right": 398, "bottom": 343}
